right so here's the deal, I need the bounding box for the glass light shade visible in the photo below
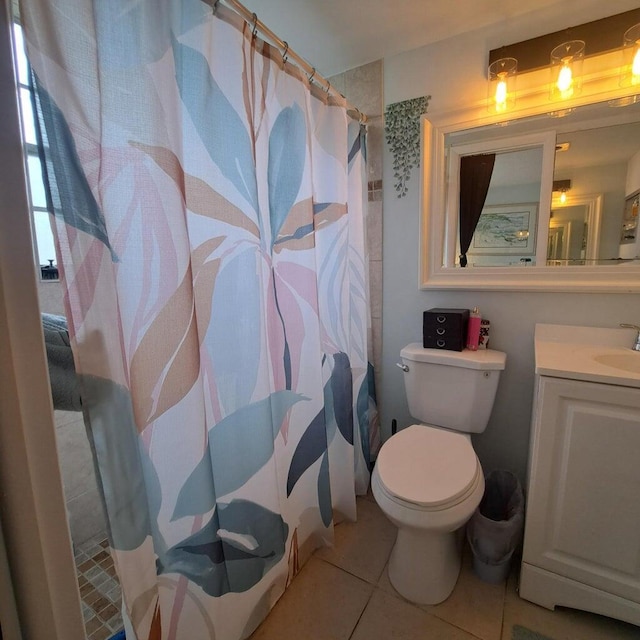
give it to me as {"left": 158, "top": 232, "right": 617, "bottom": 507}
{"left": 487, "top": 57, "right": 517, "bottom": 113}
{"left": 550, "top": 40, "right": 584, "bottom": 101}
{"left": 620, "top": 23, "right": 640, "bottom": 88}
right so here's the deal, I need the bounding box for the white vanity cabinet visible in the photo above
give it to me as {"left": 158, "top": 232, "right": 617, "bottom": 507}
{"left": 520, "top": 325, "right": 640, "bottom": 626}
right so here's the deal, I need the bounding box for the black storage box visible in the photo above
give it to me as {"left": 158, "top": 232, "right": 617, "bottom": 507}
{"left": 423, "top": 308, "right": 469, "bottom": 351}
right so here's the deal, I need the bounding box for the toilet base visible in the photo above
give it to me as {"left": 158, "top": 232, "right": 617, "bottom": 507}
{"left": 387, "top": 526, "right": 464, "bottom": 605}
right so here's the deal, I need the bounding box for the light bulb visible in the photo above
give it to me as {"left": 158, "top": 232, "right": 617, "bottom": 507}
{"left": 550, "top": 41, "right": 583, "bottom": 100}
{"left": 557, "top": 62, "right": 573, "bottom": 96}
{"left": 488, "top": 58, "right": 516, "bottom": 113}
{"left": 632, "top": 46, "right": 640, "bottom": 84}
{"left": 560, "top": 191, "right": 567, "bottom": 204}
{"left": 495, "top": 76, "right": 508, "bottom": 111}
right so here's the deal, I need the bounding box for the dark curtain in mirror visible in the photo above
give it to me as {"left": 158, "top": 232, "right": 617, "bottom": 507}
{"left": 459, "top": 153, "right": 496, "bottom": 267}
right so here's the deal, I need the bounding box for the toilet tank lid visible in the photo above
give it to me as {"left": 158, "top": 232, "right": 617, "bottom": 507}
{"left": 401, "top": 343, "right": 506, "bottom": 370}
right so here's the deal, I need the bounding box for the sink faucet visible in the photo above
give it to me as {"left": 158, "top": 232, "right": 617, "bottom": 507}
{"left": 620, "top": 324, "right": 640, "bottom": 351}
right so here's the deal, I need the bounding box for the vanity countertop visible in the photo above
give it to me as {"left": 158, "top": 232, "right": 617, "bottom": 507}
{"left": 535, "top": 323, "right": 640, "bottom": 389}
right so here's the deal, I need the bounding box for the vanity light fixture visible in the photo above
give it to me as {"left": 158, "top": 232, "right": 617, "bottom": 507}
{"left": 488, "top": 10, "right": 640, "bottom": 107}
{"left": 550, "top": 40, "right": 585, "bottom": 100}
{"left": 553, "top": 179, "right": 571, "bottom": 204}
{"left": 620, "top": 23, "right": 640, "bottom": 87}
{"left": 487, "top": 57, "right": 517, "bottom": 113}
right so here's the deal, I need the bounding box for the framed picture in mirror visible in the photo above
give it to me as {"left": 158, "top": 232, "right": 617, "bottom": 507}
{"left": 469, "top": 203, "right": 538, "bottom": 256}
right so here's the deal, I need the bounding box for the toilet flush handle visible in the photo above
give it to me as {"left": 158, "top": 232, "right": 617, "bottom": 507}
{"left": 396, "top": 363, "right": 409, "bottom": 372}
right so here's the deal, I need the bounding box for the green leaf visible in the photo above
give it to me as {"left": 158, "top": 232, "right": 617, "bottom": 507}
{"left": 158, "top": 499, "right": 288, "bottom": 596}
{"left": 286, "top": 407, "right": 327, "bottom": 497}
{"left": 286, "top": 352, "right": 351, "bottom": 497}
{"left": 317, "top": 452, "right": 332, "bottom": 528}
{"left": 33, "top": 80, "right": 117, "bottom": 261}
{"left": 172, "top": 391, "right": 307, "bottom": 520}
{"left": 268, "top": 104, "right": 307, "bottom": 246}
{"left": 172, "top": 37, "right": 258, "bottom": 212}
{"left": 79, "top": 376, "right": 164, "bottom": 552}
{"left": 330, "top": 352, "right": 353, "bottom": 445}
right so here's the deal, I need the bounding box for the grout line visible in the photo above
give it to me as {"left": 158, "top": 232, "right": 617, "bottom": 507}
{"left": 346, "top": 586, "right": 375, "bottom": 640}
{"left": 313, "top": 555, "right": 377, "bottom": 589}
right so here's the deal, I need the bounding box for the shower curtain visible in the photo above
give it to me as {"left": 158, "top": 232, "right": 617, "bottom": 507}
{"left": 20, "top": 1, "right": 378, "bottom": 638}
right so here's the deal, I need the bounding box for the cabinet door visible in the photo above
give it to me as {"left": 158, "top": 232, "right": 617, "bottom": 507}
{"left": 524, "top": 376, "right": 640, "bottom": 603}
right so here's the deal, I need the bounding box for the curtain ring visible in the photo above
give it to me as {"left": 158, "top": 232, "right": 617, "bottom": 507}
{"left": 211, "top": 0, "right": 220, "bottom": 13}
{"left": 281, "top": 41, "right": 289, "bottom": 63}
{"left": 308, "top": 67, "right": 316, "bottom": 83}
{"left": 324, "top": 80, "right": 331, "bottom": 94}
{"left": 251, "top": 13, "right": 258, "bottom": 38}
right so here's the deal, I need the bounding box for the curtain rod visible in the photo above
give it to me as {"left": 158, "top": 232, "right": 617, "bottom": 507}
{"left": 217, "top": 0, "right": 367, "bottom": 123}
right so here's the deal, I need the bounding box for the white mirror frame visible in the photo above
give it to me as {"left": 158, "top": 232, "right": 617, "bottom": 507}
{"left": 419, "top": 65, "right": 640, "bottom": 293}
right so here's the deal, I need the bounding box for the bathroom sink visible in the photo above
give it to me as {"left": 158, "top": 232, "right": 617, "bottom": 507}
{"left": 593, "top": 352, "right": 640, "bottom": 374}
{"left": 534, "top": 324, "right": 640, "bottom": 389}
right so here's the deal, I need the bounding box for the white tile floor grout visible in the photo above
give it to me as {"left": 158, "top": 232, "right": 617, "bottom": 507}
{"left": 250, "top": 496, "right": 640, "bottom": 640}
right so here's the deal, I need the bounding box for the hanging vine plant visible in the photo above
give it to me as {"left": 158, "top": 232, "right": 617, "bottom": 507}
{"left": 384, "top": 95, "right": 431, "bottom": 197}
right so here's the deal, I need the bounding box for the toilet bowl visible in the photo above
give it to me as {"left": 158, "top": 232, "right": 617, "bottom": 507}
{"left": 372, "top": 424, "right": 485, "bottom": 604}
{"left": 372, "top": 343, "right": 506, "bottom": 605}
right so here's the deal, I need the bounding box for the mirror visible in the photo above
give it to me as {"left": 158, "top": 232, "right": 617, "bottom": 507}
{"left": 422, "top": 96, "right": 640, "bottom": 291}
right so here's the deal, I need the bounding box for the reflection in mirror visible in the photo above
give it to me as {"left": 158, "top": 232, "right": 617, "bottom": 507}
{"left": 444, "top": 100, "right": 640, "bottom": 269}
{"left": 444, "top": 131, "right": 555, "bottom": 270}
{"left": 550, "top": 121, "right": 640, "bottom": 264}
{"left": 548, "top": 193, "right": 602, "bottom": 265}
{"left": 466, "top": 147, "right": 543, "bottom": 267}
{"left": 549, "top": 206, "right": 585, "bottom": 262}
{"left": 422, "top": 93, "right": 640, "bottom": 291}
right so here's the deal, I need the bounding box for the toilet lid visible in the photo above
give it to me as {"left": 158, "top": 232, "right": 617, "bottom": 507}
{"left": 376, "top": 424, "right": 479, "bottom": 508}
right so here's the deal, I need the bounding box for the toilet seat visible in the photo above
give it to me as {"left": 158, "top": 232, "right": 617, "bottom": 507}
{"left": 376, "top": 424, "right": 480, "bottom": 510}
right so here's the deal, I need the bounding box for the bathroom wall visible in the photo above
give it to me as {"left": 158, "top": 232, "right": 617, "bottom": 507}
{"left": 380, "top": 0, "right": 640, "bottom": 484}
{"left": 329, "top": 60, "right": 384, "bottom": 395}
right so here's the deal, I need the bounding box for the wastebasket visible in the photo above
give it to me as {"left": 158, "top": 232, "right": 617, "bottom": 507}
{"left": 467, "top": 470, "right": 525, "bottom": 583}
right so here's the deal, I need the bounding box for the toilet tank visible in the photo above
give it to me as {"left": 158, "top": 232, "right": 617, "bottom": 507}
{"left": 400, "top": 343, "right": 506, "bottom": 434}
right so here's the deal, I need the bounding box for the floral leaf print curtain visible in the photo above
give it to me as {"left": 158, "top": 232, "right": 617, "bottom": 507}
{"left": 19, "top": 0, "right": 379, "bottom": 638}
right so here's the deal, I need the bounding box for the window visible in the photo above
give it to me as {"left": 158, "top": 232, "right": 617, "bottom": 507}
{"left": 13, "top": 23, "right": 58, "bottom": 280}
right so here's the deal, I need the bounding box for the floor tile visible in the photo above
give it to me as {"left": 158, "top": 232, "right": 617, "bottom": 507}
{"left": 502, "top": 569, "right": 640, "bottom": 640}
{"left": 376, "top": 547, "right": 507, "bottom": 640}
{"left": 84, "top": 616, "right": 103, "bottom": 636}
{"left": 107, "top": 585, "right": 122, "bottom": 604}
{"left": 89, "top": 626, "right": 112, "bottom": 640}
{"left": 351, "top": 588, "right": 478, "bottom": 640}
{"left": 314, "top": 497, "right": 396, "bottom": 584}
{"left": 54, "top": 409, "right": 82, "bottom": 428}
{"left": 67, "top": 489, "right": 108, "bottom": 546}
{"left": 422, "top": 548, "right": 506, "bottom": 640}
{"left": 55, "top": 417, "right": 98, "bottom": 500}
{"left": 97, "top": 602, "right": 119, "bottom": 622}
{"left": 75, "top": 537, "right": 122, "bottom": 640}
{"left": 250, "top": 556, "right": 374, "bottom": 640}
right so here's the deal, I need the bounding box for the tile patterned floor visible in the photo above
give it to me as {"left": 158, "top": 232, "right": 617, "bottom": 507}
{"left": 74, "top": 536, "right": 123, "bottom": 640}
{"left": 250, "top": 494, "right": 640, "bottom": 640}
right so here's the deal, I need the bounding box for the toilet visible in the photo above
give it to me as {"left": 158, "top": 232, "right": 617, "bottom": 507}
{"left": 372, "top": 342, "right": 506, "bottom": 605}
